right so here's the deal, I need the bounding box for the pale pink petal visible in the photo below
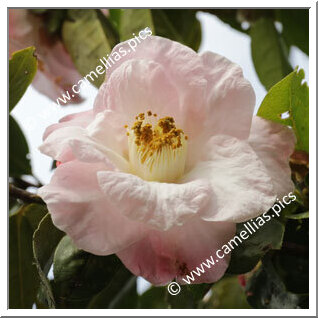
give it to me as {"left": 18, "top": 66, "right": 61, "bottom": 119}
{"left": 38, "top": 161, "right": 148, "bottom": 255}
{"left": 40, "top": 126, "right": 129, "bottom": 171}
{"left": 32, "top": 41, "right": 83, "bottom": 104}
{"left": 249, "top": 117, "right": 295, "bottom": 198}
{"left": 97, "top": 36, "right": 206, "bottom": 110}
{"left": 199, "top": 51, "right": 256, "bottom": 140}
{"left": 95, "top": 59, "right": 181, "bottom": 124}
{"left": 97, "top": 171, "right": 212, "bottom": 231}
{"left": 43, "top": 110, "right": 95, "bottom": 140}
{"left": 9, "top": 9, "right": 39, "bottom": 54}
{"left": 182, "top": 135, "right": 276, "bottom": 223}
{"left": 94, "top": 36, "right": 207, "bottom": 139}
{"left": 117, "top": 218, "right": 236, "bottom": 285}
{"left": 93, "top": 57, "right": 207, "bottom": 169}
{"left": 118, "top": 231, "right": 176, "bottom": 285}
{"left": 86, "top": 110, "right": 128, "bottom": 158}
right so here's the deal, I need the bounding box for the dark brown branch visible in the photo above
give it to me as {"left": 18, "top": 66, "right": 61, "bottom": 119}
{"left": 9, "top": 183, "right": 45, "bottom": 205}
{"left": 11, "top": 177, "right": 42, "bottom": 189}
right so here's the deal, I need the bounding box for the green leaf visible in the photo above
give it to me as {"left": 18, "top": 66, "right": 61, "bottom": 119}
{"left": 119, "top": 9, "right": 155, "bottom": 41}
{"left": 278, "top": 9, "right": 309, "bottom": 55}
{"left": 277, "top": 218, "right": 309, "bottom": 294}
{"left": 96, "top": 9, "right": 120, "bottom": 48}
{"left": 9, "top": 204, "right": 47, "bottom": 308}
{"left": 138, "top": 283, "right": 211, "bottom": 309}
{"left": 166, "top": 283, "right": 212, "bottom": 309}
{"left": 109, "top": 9, "right": 122, "bottom": 29}
{"left": 62, "top": 9, "right": 112, "bottom": 87}
{"left": 46, "top": 10, "right": 67, "bottom": 34}
{"left": 227, "top": 218, "right": 285, "bottom": 274}
{"left": 280, "top": 198, "right": 301, "bottom": 219}
{"left": 53, "top": 236, "right": 134, "bottom": 308}
{"left": 33, "top": 213, "right": 65, "bottom": 308}
{"left": 88, "top": 276, "right": 137, "bottom": 309}
{"left": 202, "top": 9, "right": 248, "bottom": 34}
{"left": 246, "top": 254, "right": 308, "bottom": 308}
{"left": 30, "top": 9, "right": 48, "bottom": 15}
{"left": 206, "top": 276, "right": 251, "bottom": 309}
{"left": 9, "top": 115, "right": 31, "bottom": 178}
{"left": 9, "top": 47, "right": 37, "bottom": 112}
{"left": 152, "top": 9, "right": 201, "bottom": 51}
{"left": 285, "top": 211, "right": 309, "bottom": 220}
{"left": 257, "top": 68, "right": 309, "bottom": 153}
{"left": 138, "top": 287, "right": 168, "bottom": 309}
{"left": 250, "top": 17, "right": 292, "bottom": 90}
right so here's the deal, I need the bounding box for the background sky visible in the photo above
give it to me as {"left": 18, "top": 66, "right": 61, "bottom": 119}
{"left": 11, "top": 11, "right": 309, "bottom": 294}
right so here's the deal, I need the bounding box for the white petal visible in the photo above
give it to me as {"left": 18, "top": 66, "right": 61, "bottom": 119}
{"left": 249, "top": 117, "right": 295, "bottom": 198}
{"left": 182, "top": 135, "right": 276, "bottom": 222}
{"left": 39, "top": 126, "right": 129, "bottom": 171}
{"left": 97, "top": 171, "right": 212, "bottom": 231}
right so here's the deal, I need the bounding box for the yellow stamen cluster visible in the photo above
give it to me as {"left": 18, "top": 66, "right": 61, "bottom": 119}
{"left": 131, "top": 114, "right": 185, "bottom": 156}
{"left": 126, "top": 111, "right": 188, "bottom": 182}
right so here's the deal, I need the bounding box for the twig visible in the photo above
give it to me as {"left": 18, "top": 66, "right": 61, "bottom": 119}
{"left": 9, "top": 183, "right": 45, "bottom": 205}
{"left": 11, "top": 177, "right": 42, "bottom": 188}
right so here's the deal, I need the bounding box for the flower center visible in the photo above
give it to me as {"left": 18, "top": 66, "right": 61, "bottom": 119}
{"left": 126, "top": 112, "right": 188, "bottom": 183}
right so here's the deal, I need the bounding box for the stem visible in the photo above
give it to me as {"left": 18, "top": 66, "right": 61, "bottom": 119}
{"left": 12, "top": 177, "right": 42, "bottom": 189}
{"left": 9, "top": 184, "right": 45, "bottom": 205}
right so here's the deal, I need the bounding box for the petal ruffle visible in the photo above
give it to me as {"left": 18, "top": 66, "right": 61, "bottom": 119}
{"left": 97, "top": 171, "right": 212, "bottom": 231}
{"left": 117, "top": 217, "right": 236, "bottom": 285}
{"left": 39, "top": 126, "right": 129, "bottom": 171}
{"left": 43, "top": 110, "right": 95, "bottom": 141}
{"left": 94, "top": 36, "right": 208, "bottom": 142}
{"left": 96, "top": 59, "right": 181, "bottom": 124}
{"left": 38, "top": 161, "right": 148, "bottom": 255}
{"left": 200, "top": 51, "right": 256, "bottom": 140}
{"left": 182, "top": 135, "right": 276, "bottom": 223}
{"left": 248, "top": 117, "right": 295, "bottom": 198}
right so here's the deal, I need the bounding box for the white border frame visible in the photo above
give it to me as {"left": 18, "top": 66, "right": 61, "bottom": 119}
{"left": 3, "top": 0, "right": 316, "bottom": 316}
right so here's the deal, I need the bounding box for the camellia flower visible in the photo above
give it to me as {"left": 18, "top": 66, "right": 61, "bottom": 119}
{"left": 9, "top": 9, "right": 82, "bottom": 103}
{"left": 38, "top": 36, "right": 295, "bottom": 285}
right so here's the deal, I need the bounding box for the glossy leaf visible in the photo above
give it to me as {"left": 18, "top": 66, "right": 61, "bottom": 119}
{"left": 138, "top": 287, "right": 168, "bottom": 309}
{"left": 9, "top": 115, "right": 31, "bottom": 178}
{"left": 227, "top": 218, "right": 285, "bottom": 274}
{"left": 250, "top": 17, "right": 292, "bottom": 90}
{"left": 138, "top": 283, "right": 211, "bottom": 309}
{"left": 206, "top": 276, "right": 251, "bottom": 309}
{"left": 152, "top": 9, "right": 201, "bottom": 51}
{"left": 33, "top": 213, "right": 65, "bottom": 308}
{"left": 201, "top": 9, "right": 249, "bottom": 34}
{"left": 278, "top": 9, "right": 309, "bottom": 55}
{"left": 30, "top": 9, "right": 48, "bottom": 15}
{"left": 9, "top": 47, "right": 37, "bottom": 112}
{"left": 46, "top": 9, "right": 67, "bottom": 34}
{"left": 9, "top": 204, "right": 47, "bottom": 308}
{"left": 277, "top": 218, "right": 309, "bottom": 294}
{"left": 119, "top": 9, "right": 155, "bottom": 41}
{"left": 53, "top": 236, "right": 134, "bottom": 308}
{"left": 257, "top": 68, "right": 309, "bottom": 153}
{"left": 96, "top": 9, "right": 119, "bottom": 48}
{"left": 109, "top": 9, "right": 122, "bottom": 29}
{"left": 285, "top": 211, "right": 309, "bottom": 220}
{"left": 246, "top": 254, "right": 308, "bottom": 308}
{"left": 62, "top": 9, "right": 111, "bottom": 87}
{"left": 166, "top": 283, "right": 212, "bottom": 309}
{"left": 88, "top": 276, "right": 137, "bottom": 309}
